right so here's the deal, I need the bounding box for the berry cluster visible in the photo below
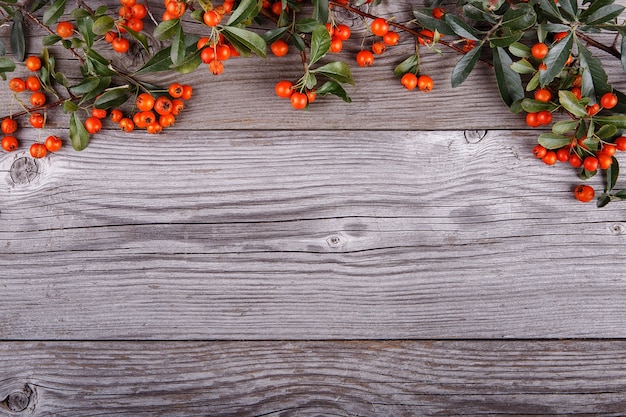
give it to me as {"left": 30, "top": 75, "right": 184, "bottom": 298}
{"left": 103, "top": 0, "right": 149, "bottom": 54}
{"left": 274, "top": 80, "right": 316, "bottom": 110}
{"left": 88, "top": 83, "right": 193, "bottom": 136}
{"left": 2, "top": 56, "right": 64, "bottom": 158}
{"left": 196, "top": 2, "right": 239, "bottom": 75}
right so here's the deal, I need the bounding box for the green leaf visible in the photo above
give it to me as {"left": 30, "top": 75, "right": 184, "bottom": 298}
{"left": 594, "top": 116, "right": 626, "bottom": 129}
{"left": 43, "top": 34, "right": 62, "bottom": 46}
{"left": 451, "top": 43, "right": 483, "bottom": 88}
{"left": 597, "top": 192, "right": 611, "bottom": 207}
{"left": 309, "top": 24, "right": 330, "bottom": 65}
{"left": 539, "top": 33, "right": 573, "bottom": 86}
{"left": 312, "top": 61, "right": 354, "bottom": 84}
{"left": 11, "top": 11, "right": 25, "bottom": 62}
{"left": 316, "top": 80, "right": 351, "bottom": 102}
{"left": 69, "top": 76, "right": 101, "bottom": 95}
{"left": 154, "top": 18, "right": 180, "bottom": 41}
{"left": 291, "top": 34, "right": 306, "bottom": 51}
{"left": 444, "top": 14, "right": 479, "bottom": 41}
{"left": 76, "top": 16, "right": 94, "bottom": 48}
{"left": 508, "top": 41, "right": 530, "bottom": 58}
{"left": 614, "top": 189, "right": 626, "bottom": 199}
{"left": 227, "top": 0, "right": 260, "bottom": 26}
{"left": 170, "top": 24, "right": 185, "bottom": 66}
{"left": 393, "top": 54, "right": 418, "bottom": 78}
{"left": 78, "top": 76, "right": 111, "bottom": 104}
{"left": 526, "top": 71, "right": 541, "bottom": 92}
{"left": 121, "top": 24, "right": 149, "bottom": 51}
{"left": 94, "top": 85, "right": 131, "bottom": 109}
{"left": 552, "top": 120, "right": 579, "bottom": 134}
{"left": 70, "top": 112, "right": 90, "bottom": 151}
{"left": 0, "top": 56, "right": 15, "bottom": 79}
{"left": 92, "top": 15, "right": 115, "bottom": 36}
{"left": 521, "top": 98, "right": 553, "bottom": 112}
{"left": 538, "top": 133, "right": 572, "bottom": 149}
{"left": 510, "top": 58, "right": 536, "bottom": 74}
{"left": 489, "top": 31, "right": 523, "bottom": 48}
{"left": 221, "top": 26, "right": 267, "bottom": 58}
{"left": 62, "top": 99, "right": 79, "bottom": 113}
{"left": 172, "top": 47, "right": 202, "bottom": 74}
{"left": 70, "top": 8, "right": 90, "bottom": 19}
{"left": 577, "top": 40, "right": 611, "bottom": 101}
{"left": 606, "top": 158, "right": 619, "bottom": 192}
{"left": 262, "top": 27, "right": 289, "bottom": 44}
{"left": 501, "top": 3, "right": 536, "bottom": 31}
{"left": 558, "top": 0, "right": 578, "bottom": 20}
{"left": 493, "top": 47, "right": 524, "bottom": 106}
{"left": 43, "top": 0, "right": 65, "bottom": 25}
{"left": 303, "top": 72, "right": 317, "bottom": 90}
{"left": 580, "top": 0, "right": 617, "bottom": 20}
{"left": 312, "top": 0, "right": 328, "bottom": 24}
{"left": 559, "top": 90, "right": 588, "bottom": 117}
{"left": 135, "top": 46, "right": 173, "bottom": 74}
{"left": 596, "top": 123, "right": 617, "bottom": 139}
{"left": 583, "top": 4, "right": 624, "bottom": 25}
{"left": 536, "top": 0, "right": 563, "bottom": 21}
{"left": 412, "top": 9, "right": 456, "bottom": 36}
{"left": 295, "top": 18, "right": 320, "bottom": 33}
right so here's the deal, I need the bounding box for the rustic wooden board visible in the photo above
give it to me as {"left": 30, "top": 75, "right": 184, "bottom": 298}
{"left": 2, "top": 340, "right": 626, "bottom": 416}
{"left": 2, "top": 129, "right": 625, "bottom": 340}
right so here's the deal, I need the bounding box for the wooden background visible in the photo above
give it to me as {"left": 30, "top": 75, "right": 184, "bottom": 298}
{"left": 2, "top": 0, "right": 626, "bottom": 415}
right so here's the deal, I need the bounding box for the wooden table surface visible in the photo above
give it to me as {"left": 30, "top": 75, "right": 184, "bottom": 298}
{"left": 2, "top": 0, "right": 626, "bottom": 415}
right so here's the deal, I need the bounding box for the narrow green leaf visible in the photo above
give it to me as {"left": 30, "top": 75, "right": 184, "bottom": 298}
{"left": 79, "top": 76, "right": 111, "bottom": 104}
{"left": 69, "top": 76, "right": 101, "bottom": 95}
{"left": 92, "top": 16, "right": 115, "bottom": 36}
{"left": 614, "top": 189, "right": 626, "bottom": 199}
{"left": 552, "top": 120, "right": 579, "bottom": 134}
{"left": 451, "top": 43, "right": 483, "bottom": 88}
{"left": 303, "top": 72, "right": 317, "bottom": 90}
{"left": 577, "top": 40, "right": 611, "bottom": 100}
{"left": 312, "top": 0, "right": 328, "bottom": 24}
{"left": 43, "top": 0, "right": 65, "bottom": 25}
{"left": 580, "top": 0, "right": 616, "bottom": 20}
{"left": 94, "top": 85, "right": 131, "bottom": 109}
{"left": 559, "top": 90, "right": 588, "bottom": 117}
{"left": 70, "top": 112, "right": 90, "bottom": 151}
{"left": 312, "top": 61, "right": 354, "bottom": 84}
{"left": 606, "top": 158, "right": 619, "bottom": 192}
{"left": 76, "top": 16, "right": 94, "bottom": 48}
{"left": 597, "top": 193, "right": 611, "bottom": 207}
{"left": 393, "top": 54, "right": 418, "bottom": 78}
{"left": 221, "top": 26, "right": 267, "bottom": 58}
{"left": 154, "top": 18, "right": 180, "bottom": 41}
{"left": 309, "top": 24, "right": 330, "bottom": 65}
{"left": 526, "top": 71, "right": 540, "bottom": 92}
{"left": 493, "top": 47, "right": 524, "bottom": 106}
{"left": 539, "top": 33, "right": 573, "bottom": 86}
{"left": 170, "top": 24, "right": 185, "bottom": 66}
{"left": 172, "top": 47, "right": 202, "bottom": 74}
{"left": 584, "top": 4, "right": 624, "bottom": 25}
{"left": 11, "top": 11, "right": 25, "bottom": 62}
{"left": 594, "top": 116, "right": 626, "bottom": 129}
{"left": 227, "top": 0, "right": 260, "bottom": 26}
{"left": 444, "top": 14, "right": 479, "bottom": 41}
{"left": 121, "top": 24, "right": 149, "bottom": 51}
{"left": 316, "top": 80, "right": 351, "bottom": 102}
{"left": 291, "top": 34, "right": 306, "bottom": 52}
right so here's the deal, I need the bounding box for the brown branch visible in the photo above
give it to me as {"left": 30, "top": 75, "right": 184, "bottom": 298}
{"left": 576, "top": 31, "right": 621, "bottom": 60}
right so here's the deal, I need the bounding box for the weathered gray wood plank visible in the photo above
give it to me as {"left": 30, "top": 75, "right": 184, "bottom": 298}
{"left": 2, "top": 340, "right": 626, "bottom": 416}
{"left": 2, "top": 130, "right": 626, "bottom": 340}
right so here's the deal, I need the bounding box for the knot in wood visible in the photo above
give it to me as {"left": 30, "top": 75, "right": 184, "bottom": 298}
{"left": 464, "top": 130, "right": 488, "bottom": 144}
{"left": 5, "top": 390, "right": 30, "bottom": 412}
{"left": 609, "top": 223, "right": 625, "bottom": 235}
{"left": 10, "top": 157, "right": 39, "bottom": 185}
{"left": 326, "top": 234, "right": 344, "bottom": 248}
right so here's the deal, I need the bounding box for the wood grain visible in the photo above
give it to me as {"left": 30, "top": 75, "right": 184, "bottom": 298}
{"left": 2, "top": 340, "right": 626, "bottom": 416}
{"left": 2, "top": 130, "right": 626, "bottom": 340}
